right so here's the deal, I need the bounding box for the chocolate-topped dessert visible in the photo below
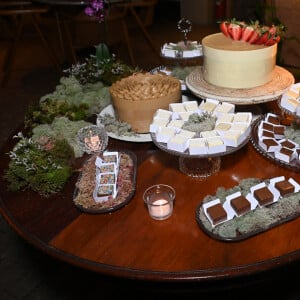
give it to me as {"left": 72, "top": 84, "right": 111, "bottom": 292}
{"left": 280, "top": 140, "right": 295, "bottom": 149}
{"left": 262, "top": 138, "right": 279, "bottom": 151}
{"left": 273, "top": 125, "right": 285, "bottom": 135}
{"left": 275, "top": 180, "right": 295, "bottom": 196}
{"left": 266, "top": 115, "right": 280, "bottom": 125}
{"left": 206, "top": 203, "right": 227, "bottom": 225}
{"left": 253, "top": 186, "right": 274, "bottom": 206}
{"left": 262, "top": 122, "right": 274, "bottom": 132}
{"left": 230, "top": 195, "right": 251, "bottom": 216}
{"left": 261, "top": 130, "right": 275, "bottom": 139}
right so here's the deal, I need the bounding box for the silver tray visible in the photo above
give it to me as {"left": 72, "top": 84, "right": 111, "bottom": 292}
{"left": 250, "top": 115, "right": 300, "bottom": 172}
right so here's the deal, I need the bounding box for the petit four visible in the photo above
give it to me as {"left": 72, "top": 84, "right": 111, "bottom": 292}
{"left": 167, "top": 135, "right": 189, "bottom": 152}
{"left": 275, "top": 180, "right": 295, "bottom": 196}
{"left": 188, "top": 138, "right": 208, "bottom": 155}
{"left": 206, "top": 203, "right": 228, "bottom": 226}
{"left": 253, "top": 186, "right": 274, "bottom": 206}
{"left": 230, "top": 195, "right": 251, "bottom": 216}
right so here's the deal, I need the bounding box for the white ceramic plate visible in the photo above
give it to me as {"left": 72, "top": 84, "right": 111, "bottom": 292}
{"left": 97, "top": 105, "right": 152, "bottom": 143}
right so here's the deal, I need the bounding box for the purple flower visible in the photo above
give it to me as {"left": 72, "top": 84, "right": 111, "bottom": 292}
{"left": 85, "top": 0, "right": 105, "bottom": 23}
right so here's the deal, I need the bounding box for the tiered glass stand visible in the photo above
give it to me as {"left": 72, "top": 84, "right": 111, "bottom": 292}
{"left": 151, "top": 133, "right": 250, "bottom": 178}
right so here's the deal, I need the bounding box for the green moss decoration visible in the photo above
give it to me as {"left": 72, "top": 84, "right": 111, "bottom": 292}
{"left": 4, "top": 133, "right": 74, "bottom": 196}
{"left": 25, "top": 76, "right": 111, "bottom": 131}
{"left": 32, "top": 117, "right": 93, "bottom": 158}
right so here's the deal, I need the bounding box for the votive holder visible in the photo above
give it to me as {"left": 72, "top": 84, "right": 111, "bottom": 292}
{"left": 143, "top": 184, "right": 176, "bottom": 220}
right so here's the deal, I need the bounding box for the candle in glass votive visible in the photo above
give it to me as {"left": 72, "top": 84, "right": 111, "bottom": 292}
{"left": 143, "top": 184, "right": 175, "bottom": 220}
{"left": 150, "top": 199, "right": 171, "bottom": 219}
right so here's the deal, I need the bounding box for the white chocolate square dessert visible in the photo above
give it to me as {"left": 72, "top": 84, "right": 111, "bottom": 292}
{"left": 167, "top": 135, "right": 189, "bottom": 152}
{"left": 233, "top": 112, "right": 251, "bottom": 124}
{"left": 200, "top": 130, "right": 218, "bottom": 138}
{"left": 213, "top": 102, "right": 235, "bottom": 115}
{"left": 280, "top": 96, "right": 299, "bottom": 113}
{"left": 189, "top": 138, "right": 208, "bottom": 155}
{"left": 183, "top": 101, "right": 199, "bottom": 112}
{"left": 167, "top": 119, "right": 184, "bottom": 131}
{"left": 221, "top": 130, "right": 243, "bottom": 147}
{"left": 169, "top": 102, "right": 185, "bottom": 112}
{"left": 178, "top": 111, "right": 192, "bottom": 121}
{"left": 156, "top": 126, "right": 176, "bottom": 143}
{"left": 177, "top": 129, "right": 196, "bottom": 139}
{"left": 169, "top": 103, "right": 186, "bottom": 119}
{"left": 286, "top": 89, "right": 299, "bottom": 99}
{"left": 216, "top": 113, "right": 234, "bottom": 124}
{"left": 149, "top": 118, "right": 170, "bottom": 133}
{"left": 206, "top": 136, "right": 226, "bottom": 153}
{"left": 154, "top": 108, "right": 172, "bottom": 120}
{"left": 230, "top": 122, "right": 248, "bottom": 133}
{"left": 214, "top": 122, "right": 232, "bottom": 134}
{"left": 199, "top": 99, "right": 219, "bottom": 113}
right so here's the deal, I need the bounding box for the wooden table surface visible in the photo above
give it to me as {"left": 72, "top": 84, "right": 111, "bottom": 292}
{"left": 1, "top": 101, "right": 300, "bottom": 282}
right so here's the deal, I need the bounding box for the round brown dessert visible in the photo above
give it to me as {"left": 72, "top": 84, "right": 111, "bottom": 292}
{"left": 110, "top": 73, "right": 181, "bottom": 133}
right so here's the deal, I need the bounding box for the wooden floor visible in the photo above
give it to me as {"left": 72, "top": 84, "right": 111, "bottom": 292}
{"left": 0, "top": 9, "right": 300, "bottom": 300}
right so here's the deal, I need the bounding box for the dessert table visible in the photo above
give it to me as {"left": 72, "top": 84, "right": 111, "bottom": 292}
{"left": 1, "top": 100, "right": 300, "bottom": 282}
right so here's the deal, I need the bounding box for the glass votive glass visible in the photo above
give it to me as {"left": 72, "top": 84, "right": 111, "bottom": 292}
{"left": 143, "top": 184, "right": 176, "bottom": 220}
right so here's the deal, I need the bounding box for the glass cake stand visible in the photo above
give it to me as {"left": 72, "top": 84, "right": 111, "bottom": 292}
{"left": 150, "top": 133, "right": 250, "bottom": 178}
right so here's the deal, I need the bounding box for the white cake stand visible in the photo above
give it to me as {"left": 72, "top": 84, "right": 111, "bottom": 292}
{"left": 185, "top": 66, "right": 295, "bottom": 105}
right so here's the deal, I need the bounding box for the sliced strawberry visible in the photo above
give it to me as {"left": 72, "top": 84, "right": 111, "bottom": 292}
{"left": 228, "top": 22, "right": 242, "bottom": 40}
{"left": 220, "top": 21, "right": 230, "bottom": 38}
{"left": 241, "top": 25, "right": 254, "bottom": 42}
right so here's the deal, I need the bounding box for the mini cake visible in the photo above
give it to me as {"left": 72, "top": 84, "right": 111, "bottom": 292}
{"left": 110, "top": 73, "right": 181, "bottom": 133}
{"left": 253, "top": 186, "right": 274, "bottom": 206}
{"left": 266, "top": 113, "right": 280, "bottom": 125}
{"left": 259, "top": 138, "right": 280, "bottom": 152}
{"left": 274, "top": 147, "right": 295, "bottom": 163}
{"left": 202, "top": 33, "right": 277, "bottom": 88}
{"left": 189, "top": 138, "right": 208, "bottom": 155}
{"left": 230, "top": 195, "right": 251, "bottom": 216}
{"left": 206, "top": 203, "right": 227, "bottom": 226}
{"left": 275, "top": 180, "right": 295, "bottom": 196}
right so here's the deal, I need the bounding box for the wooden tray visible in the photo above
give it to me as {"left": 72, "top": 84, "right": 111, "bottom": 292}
{"left": 186, "top": 66, "right": 295, "bottom": 105}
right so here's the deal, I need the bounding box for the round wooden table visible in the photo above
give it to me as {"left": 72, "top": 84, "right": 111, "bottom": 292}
{"left": 0, "top": 101, "right": 300, "bottom": 283}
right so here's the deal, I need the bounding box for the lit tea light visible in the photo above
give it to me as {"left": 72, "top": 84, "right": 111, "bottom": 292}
{"left": 150, "top": 199, "right": 171, "bottom": 219}
{"left": 143, "top": 184, "right": 176, "bottom": 220}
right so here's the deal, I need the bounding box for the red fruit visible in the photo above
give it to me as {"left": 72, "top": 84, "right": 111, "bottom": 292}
{"left": 255, "top": 26, "right": 270, "bottom": 45}
{"left": 220, "top": 21, "right": 230, "bottom": 38}
{"left": 268, "top": 25, "right": 277, "bottom": 35}
{"left": 264, "top": 35, "right": 280, "bottom": 46}
{"left": 228, "top": 23, "right": 242, "bottom": 40}
{"left": 248, "top": 30, "right": 260, "bottom": 44}
{"left": 241, "top": 26, "right": 254, "bottom": 42}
